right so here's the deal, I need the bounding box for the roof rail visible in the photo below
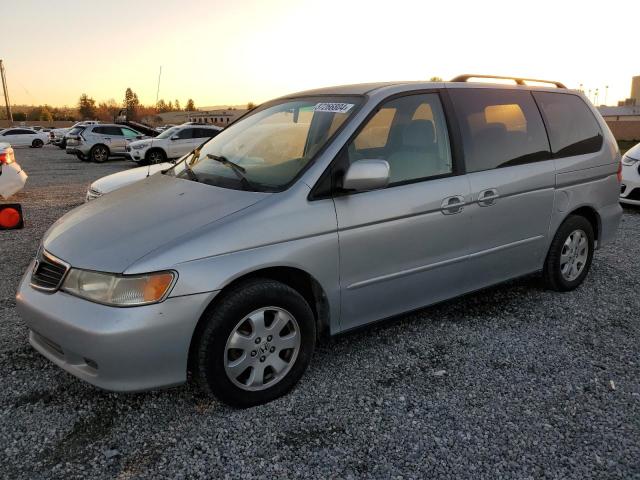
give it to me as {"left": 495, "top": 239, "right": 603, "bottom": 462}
{"left": 450, "top": 74, "right": 566, "bottom": 89}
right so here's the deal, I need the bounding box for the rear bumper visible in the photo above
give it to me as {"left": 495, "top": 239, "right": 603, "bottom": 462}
{"left": 598, "top": 202, "right": 623, "bottom": 248}
{"left": 16, "top": 263, "right": 218, "bottom": 392}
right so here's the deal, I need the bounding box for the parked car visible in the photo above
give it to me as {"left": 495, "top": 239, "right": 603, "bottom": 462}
{"left": 0, "top": 127, "right": 48, "bottom": 148}
{"left": 50, "top": 121, "right": 101, "bottom": 148}
{"left": 16, "top": 76, "right": 622, "bottom": 407}
{"left": 127, "top": 124, "right": 222, "bottom": 164}
{"left": 0, "top": 144, "right": 27, "bottom": 199}
{"left": 66, "top": 124, "right": 147, "bottom": 162}
{"left": 620, "top": 142, "right": 640, "bottom": 206}
{"left": 86, "top": 162, "right": 173, "bottom": 201}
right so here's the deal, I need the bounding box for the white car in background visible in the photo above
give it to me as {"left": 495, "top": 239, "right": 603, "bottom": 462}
{"left": 86, "top": 162, "right": 173, "bottom": 201}
{"left": 127, "top": 124, "right": 222, "bottom": 164}
{"left": 620, "top": 142, "right": 640, "bottom": 206}
{"left": 0, "top": 144, "right": 27, "bottom": 199}
{"left": 0, "top": 128, "right": 48, "bottom": 148}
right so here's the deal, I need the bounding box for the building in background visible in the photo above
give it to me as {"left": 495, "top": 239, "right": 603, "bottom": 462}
{"left": 617, "top": 75, "right": 640, "bottom": 107}
{"left": 186, "top": 109, "right": 247, "bottom": 127}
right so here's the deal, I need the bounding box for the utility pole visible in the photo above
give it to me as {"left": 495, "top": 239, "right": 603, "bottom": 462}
{"left": 155, "top": 66, "right": 162, "bottom": 111}
{"left": 0, "top": 59, "right": 13, "bottom": 123}
{"left": 605, "top": 85, "right": 609, "bottom": 106}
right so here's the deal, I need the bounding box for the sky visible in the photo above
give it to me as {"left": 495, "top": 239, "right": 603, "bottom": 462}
{"left": 1, "top": 0, "right": 638, "bottom": 108}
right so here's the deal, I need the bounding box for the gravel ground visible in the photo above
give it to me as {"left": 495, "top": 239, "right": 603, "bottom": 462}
{"left": 1, "top": 146, "right": 639, "bottom": 479}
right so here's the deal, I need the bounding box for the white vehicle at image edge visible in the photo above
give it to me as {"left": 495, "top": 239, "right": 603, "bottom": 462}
{"left": 127, "top": 124, "right": 222, "bottom": 164}
{"left": 0, "top": 128, "right": 48, "bottom": 148}
{"left": 620, "top": 142, "right": 640, "bottom": 205}
{"left": 0, "top": 144, "right": 28, "bottom": 199}
{"left": 86, "top": 162, "right": 173, "bottom": 201}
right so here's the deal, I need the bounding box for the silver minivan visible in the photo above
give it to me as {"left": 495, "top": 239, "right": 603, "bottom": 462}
{"left": 17, "top": 76, "right": 622, "bottom": 407}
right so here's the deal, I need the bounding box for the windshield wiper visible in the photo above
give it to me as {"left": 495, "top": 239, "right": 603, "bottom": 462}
{"left": 178, "top": 149, "right": 201, "bottom": 182}
{"left": 207, "top": 154, "right": 257, "bottom": 190}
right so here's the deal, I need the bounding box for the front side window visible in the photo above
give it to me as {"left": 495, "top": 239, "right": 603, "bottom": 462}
{"left": 450, "top": 89, "right": 551, "bottom": 172}
{"left": 170, "top": 96, "right": 362, "bottom": 191}
{"left": 533, "top": 92, "right": 603, "bottom": 157}
{"left": 177, "top": 128, "right": 195, "bottom": 139}
{"left": 347, "top": 93, "right": 452, "bottom": 184}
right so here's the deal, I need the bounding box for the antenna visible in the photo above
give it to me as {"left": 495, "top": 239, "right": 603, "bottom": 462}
{"left": 0, "top": 60, "right": 13, "bottom": 123}
{"left": 148, "top": 65, "right": 162, "bottom": 178}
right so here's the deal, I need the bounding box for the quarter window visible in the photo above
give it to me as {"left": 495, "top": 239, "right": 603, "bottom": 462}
{"left": 533, "top": 92, "right": 603, "bottom": 157}
{"left": 348, "top": 93, "right": 452, "bottom": 184}
{"left": 449, "top": 89, "right": 551, "bottom": 172}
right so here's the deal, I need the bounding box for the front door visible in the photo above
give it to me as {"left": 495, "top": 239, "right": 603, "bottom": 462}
{"left": 168, "top": 127, "right": 197, "bottom": 158}
{"left": 334, "top": 92, "right": 472, "bottom": 331}
{"left": 447, "top": 88, "right": 556, "bottom": 290}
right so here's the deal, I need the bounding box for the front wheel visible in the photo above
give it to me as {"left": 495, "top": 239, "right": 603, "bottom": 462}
{"left": 543, "top": 215, "right": 594, "bottom": 291}
{"left": 145, "top": 149, "right": 166, "bottom": 164}
{"left": 31, "top": 139, "right": 44, "bottom": 148}
{"left": 192, "top": 279, "right": 316, "bottom": 407}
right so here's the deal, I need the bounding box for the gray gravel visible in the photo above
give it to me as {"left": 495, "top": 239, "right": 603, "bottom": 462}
{"left": 1, "top": 146, "right": 639, "bottom": 479}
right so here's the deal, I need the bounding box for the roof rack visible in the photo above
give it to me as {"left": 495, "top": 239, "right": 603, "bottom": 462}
{"left": 450, "top": 74, "right": 566, "bottom": 89}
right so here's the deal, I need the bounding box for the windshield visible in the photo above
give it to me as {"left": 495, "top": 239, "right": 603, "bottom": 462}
{"left": 169, "top": 96, "right": 362, "bottom": 191}
{"left": 156, "top": 126, "right": 180, "bottom": 140}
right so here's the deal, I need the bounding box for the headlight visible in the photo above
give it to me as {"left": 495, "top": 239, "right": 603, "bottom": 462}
{"left": 132, "top": 142, "right": 149, "bottom": 150}
{"left": 61, "top": 269, "right": 176, "bottom": 306}
{"left": 622, "top": 155, "right": 638, "bottom": 166}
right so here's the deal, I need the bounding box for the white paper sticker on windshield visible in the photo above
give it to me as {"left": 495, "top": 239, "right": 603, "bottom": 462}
{"left": 313, "top": 102, "right": 354, "bottom": 114}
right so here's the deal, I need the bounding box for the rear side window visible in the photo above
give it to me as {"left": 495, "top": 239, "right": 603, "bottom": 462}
{"left": 94, "top": 126, "right": 122, "bottom": 136}
{"left": 449, "top": 89, "right": 551, "bottom": 172}
{"left": 532, "top": 92, "right": 603, "bottom": 157}
{"left": 177, "top": 128, "right": 195, "bottom": 139}
{"left": 195, "top": 128, "right": 218, "bottom": 138}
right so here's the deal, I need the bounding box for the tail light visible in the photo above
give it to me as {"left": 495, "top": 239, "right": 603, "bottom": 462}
{"left": 617, "top": 158, "right": 623, "bottom": 183}
{"left": 0, "top": 147, "right": 15, "bottom": 165}
{"left": 0, "top": 203, "right": 24, "bottom": 230}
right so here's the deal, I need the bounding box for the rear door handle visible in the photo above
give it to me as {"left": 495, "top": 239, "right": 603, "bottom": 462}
{"left": 477, "top": 188, "right": 500, "bottom": 207}
{"left": 441, "top": 195, "right": 465, "bottom": 215}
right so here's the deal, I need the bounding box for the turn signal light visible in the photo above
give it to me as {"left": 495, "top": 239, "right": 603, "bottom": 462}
{"left": 0, "top": 204, "right": 24, "bottom": 230}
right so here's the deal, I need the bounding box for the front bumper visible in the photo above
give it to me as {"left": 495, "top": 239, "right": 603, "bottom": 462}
{"left": 128, "top": 147, "right": 147, "bottom": 162}
{"left": 620, "top": 164, "right": 640, "bottom": 206}
{"left": 16, "top": 262, "right": 217, "bottom": 392}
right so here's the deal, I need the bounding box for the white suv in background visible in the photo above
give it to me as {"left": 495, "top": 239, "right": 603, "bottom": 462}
{"left": 127, "top": 124, "right": 222, "bottom": 164}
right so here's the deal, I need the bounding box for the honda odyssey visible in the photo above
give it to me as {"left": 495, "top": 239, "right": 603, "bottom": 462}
{"left": 16, "top": 75, "right": 622, "bottom": 407}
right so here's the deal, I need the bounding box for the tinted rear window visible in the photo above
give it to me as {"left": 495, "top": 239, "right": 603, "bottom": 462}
{"left": 449, "top": 89, "right": 551, "bottom": 172}
{"left": 532, "top": 92, "right": 603, "bottom": 157}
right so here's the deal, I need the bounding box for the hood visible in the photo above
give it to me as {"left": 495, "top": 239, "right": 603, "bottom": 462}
{"left": 44, "top": 173, "right": 269, "bottom": 272}
{"left": 92, "top": 163, "right": 173, "bottom": 195}
{"left": 625, "top": 142, "right": 640, "bottom": 161}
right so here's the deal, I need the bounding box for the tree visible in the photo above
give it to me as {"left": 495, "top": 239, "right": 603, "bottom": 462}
{"left": 185, "top": 99, "right": 195, "bottom": 111}
{"left": 96, "top": 99, "right": 120, "bottom": 121}
{"left": 429, "top": 76, "right": 443, "bottom": 82}
{"left": 156, "top": 99, "right": 169, "bottom": 113}
{"left": 39, "top": 106, "right": 53, "bottom": 122}
{"left": 247, "top": 102, "right": 256, "bottom": 110}
{"left": 78, "top": 93, "right": 97, "bottom": 119}
{"left": 167, "top": 100, "right": 174, "bottom": 111}
{"left": 123, "top": 87, "right": 140, "bottom": 120}
{"left": 174, "top": 99, "right": 181, "bottom": 111}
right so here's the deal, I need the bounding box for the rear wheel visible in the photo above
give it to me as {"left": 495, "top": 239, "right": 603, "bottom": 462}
{"left": 31, "top": 138, "right": 44, "bottom": 148}
{"left": 145, "top": 148, "right": 166, "bottom": 164}
{"left": 192, "top": 279, "right": 316, "bottom": 407}
{"left": 543, "top": 215, "right": 594, "bottom": 291}
{"left": 90, "top": 145, "right": 109, "bottom": 163}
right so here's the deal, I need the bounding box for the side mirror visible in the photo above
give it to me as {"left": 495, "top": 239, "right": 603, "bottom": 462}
{"left": 341, "top": 159, "right": 390, "bottom": 192}
{"left": 170, "top": 135, "right": 179, "bottom": 141}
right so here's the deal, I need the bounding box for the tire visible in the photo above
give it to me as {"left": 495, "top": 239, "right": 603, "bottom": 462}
{"left": 543, "top": 215, "right": 595, "bottom": 292}
{"left": 145, "top": 148, "right": 166, "bottom": 164}
{"left": 193, "top": 278, "right": 316, "bottom": 407}
{"left": 31, "top": 138, "right": 44, "bottom": 148}
{"left": 76, "top": 152, "right": 89, "bottom": 162}
{"left": 90, "top": 145, "right": 109, "bottom": 163}
{"left": 59, "top": 139, "right": 67, "bottom": 149}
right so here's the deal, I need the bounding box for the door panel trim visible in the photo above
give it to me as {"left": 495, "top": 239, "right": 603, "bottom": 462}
{"left": 347, "top": 234, "right": 542, "bottom": 290}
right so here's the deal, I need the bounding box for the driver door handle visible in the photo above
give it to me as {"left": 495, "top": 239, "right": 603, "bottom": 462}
{"left": 477, "top": 188, "right": 500, "bottom": 207}
{"left": 441, "top": 195, "right": 466, "bottom": 215}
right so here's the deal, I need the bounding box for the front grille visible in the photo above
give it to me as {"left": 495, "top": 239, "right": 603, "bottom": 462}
{"left": 30, "top": 250, "right": 69, "bottom": 292}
